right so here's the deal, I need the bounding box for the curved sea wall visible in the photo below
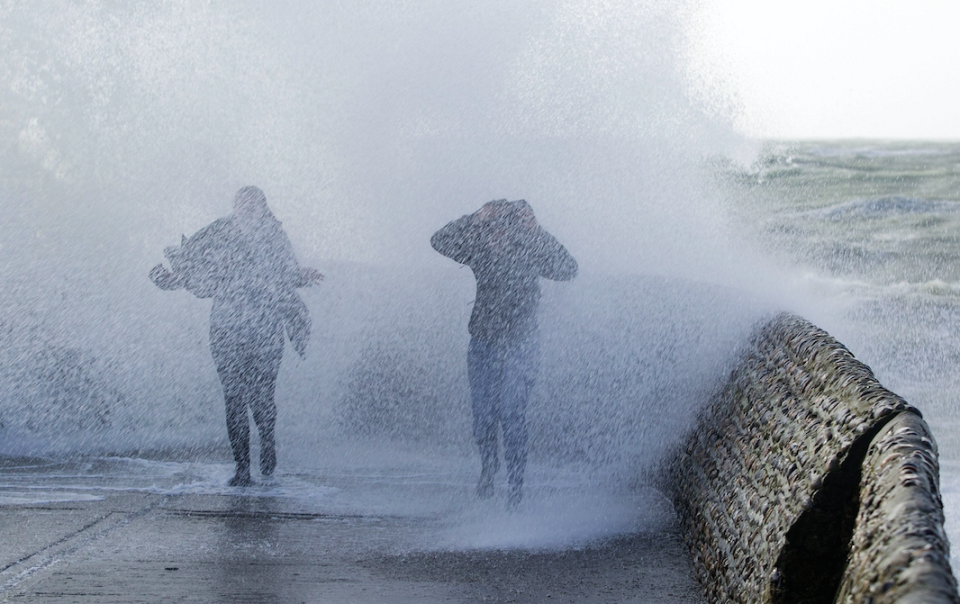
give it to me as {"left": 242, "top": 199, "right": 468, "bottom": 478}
{"left": 670, "top": 313, "right": 959, "bottom": 604}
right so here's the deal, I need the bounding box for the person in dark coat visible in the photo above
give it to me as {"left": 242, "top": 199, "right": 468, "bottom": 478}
{"left": 431, "top": 199, "right": 577, "bottom": 506}
{"left": 150, "top": 186, "right": 322, "bottom": 487}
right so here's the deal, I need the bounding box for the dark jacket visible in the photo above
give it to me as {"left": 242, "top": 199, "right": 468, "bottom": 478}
{"left": 431, "top": 209, "right": 577, "bottom": 344}
{"left": 161, "top": 216, "right": 311, "bottom": 357}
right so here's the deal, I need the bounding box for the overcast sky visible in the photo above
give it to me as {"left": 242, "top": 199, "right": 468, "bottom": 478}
{"left": 687, "top": 0, "right": 960, "bottom": 140}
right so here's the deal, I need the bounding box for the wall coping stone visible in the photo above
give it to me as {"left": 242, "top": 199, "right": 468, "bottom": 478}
{"left": 669, "top": 312, "right": 958, "bottom": 604}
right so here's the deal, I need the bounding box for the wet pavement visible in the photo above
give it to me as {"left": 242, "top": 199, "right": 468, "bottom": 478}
{"left": 0, "top": 457, "right": 704, "bottom": 603}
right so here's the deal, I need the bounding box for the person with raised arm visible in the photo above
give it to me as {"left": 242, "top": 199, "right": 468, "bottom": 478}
{"left": 150, "top": 186, "right": 322, "bottom": 487}
{"left": 431, "top": 199, "right": 577, "bottom": 507}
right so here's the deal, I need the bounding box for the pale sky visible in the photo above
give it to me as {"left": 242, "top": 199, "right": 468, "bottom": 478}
{"left": 687, "top": 0, "right": 960, "bottom": 140}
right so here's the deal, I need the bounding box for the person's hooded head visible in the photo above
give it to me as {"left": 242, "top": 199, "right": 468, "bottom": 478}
{"left": 484, "top": 199, "right": 537, "bottom": 251}
{"left": 233, "top": 185, "right": 282, "bottom": 235}
{"left": 234, "top": 186, "right": 273, "bottom": 220}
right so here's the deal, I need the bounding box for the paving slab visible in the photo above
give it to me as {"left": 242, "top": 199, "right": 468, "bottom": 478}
{"left": 0, "top": 457, "right": 704, "bottom": 603}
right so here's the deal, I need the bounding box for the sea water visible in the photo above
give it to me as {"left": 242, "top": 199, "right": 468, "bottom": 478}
{"left": 720, "top": 140, "right": 960, "bottom": 574}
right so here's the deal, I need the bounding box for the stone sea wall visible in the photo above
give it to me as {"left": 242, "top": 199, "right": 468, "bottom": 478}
{"left": 670, "top": 313, "right": 959, "bottom": 604}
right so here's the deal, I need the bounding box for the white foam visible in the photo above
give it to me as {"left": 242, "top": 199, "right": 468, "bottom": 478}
{"left": 159, "top": 471, "right": 340, "bottom": 500}
{"left": 795, "top": 272, "right": 960, "bottom": 301}
{"left": 0, "top": 457, "right": 339, "bottom": 503}
{"left": 0, "top": 491, "right": 104, "bottom": 506}
{"left": 434, "top": 485, "right": 673, "bottom": 552}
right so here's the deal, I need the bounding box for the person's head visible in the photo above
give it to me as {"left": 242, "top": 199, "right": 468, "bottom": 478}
{"left": 233, "top": 186, "right": 271, "bottom": 221}
{"left": 506, "top": 199, "right": 535, "bottom": 229}
{"left": 488, "top": 199, "right": 535, "bottom": 231}
{"left": 482, "top": 199, "right": 537, "bottom": 251}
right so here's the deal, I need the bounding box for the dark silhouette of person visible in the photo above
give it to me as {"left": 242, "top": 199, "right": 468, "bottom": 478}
{"left": 150, "top": 186, "right": 322, "bottom": 487}
{"left": 431, "top": 199, "right": 577, "bottom": 506}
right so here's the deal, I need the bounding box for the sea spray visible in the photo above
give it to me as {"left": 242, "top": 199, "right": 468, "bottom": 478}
{"left": 0, "top": 2, "right": 774, "bottom": 519}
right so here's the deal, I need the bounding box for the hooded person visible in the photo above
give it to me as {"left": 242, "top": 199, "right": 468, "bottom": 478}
{"left": 431, "top": 199, "right": 577, "bottom": 507}
{"left": 150, "top": 186, "right": 323, "bottom": 486}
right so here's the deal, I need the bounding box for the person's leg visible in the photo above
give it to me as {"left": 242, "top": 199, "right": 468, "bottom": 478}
{"left": 210, "top": 328, "right": 251, "bottom": 486}
{"left": 467, "top": 338, "right": 502, "bottom": 498}
{"left": 213, "top": 346, "right": 253, "bottom": 486}
{"left": 224, "top": 394, "right": 252, "bottom": 486}
{"left": 249, "top": 349, "right": 282, "bottom": 477}
{"left": 500, "top": 336, "right": 540, "bottom": 507}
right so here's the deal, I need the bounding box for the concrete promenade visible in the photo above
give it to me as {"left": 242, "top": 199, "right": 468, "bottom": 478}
{"left": 0, "top": 456, "right": 703, "bottom": 603}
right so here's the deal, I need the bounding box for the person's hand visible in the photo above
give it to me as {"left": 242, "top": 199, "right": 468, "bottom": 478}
{"left": 149, "top": 264, "right": 181, "bottom": 290}
{"left": 515, "top": 205, "right": 537, "bottom": 230}
{"left": 301, "top": 267, "right": 324, "bottom": 286}
{"left": 149, "top": 264, "right": 167, "bottom": 282}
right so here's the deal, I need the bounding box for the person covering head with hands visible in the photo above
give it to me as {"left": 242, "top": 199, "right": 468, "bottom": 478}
{"left": 431, "top": 199, "right": 577, "bottom": 507}
{"left": 150, "top": 186, "right": 323, "bottom": 487}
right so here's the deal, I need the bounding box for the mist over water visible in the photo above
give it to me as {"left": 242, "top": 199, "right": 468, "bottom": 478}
{"left": 0, "top": 0, "right": 783, "bottom": 548}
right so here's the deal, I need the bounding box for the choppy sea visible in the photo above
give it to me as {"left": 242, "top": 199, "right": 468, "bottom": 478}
{"left": 724, "top": 140, "right": 960, "bottom": 573}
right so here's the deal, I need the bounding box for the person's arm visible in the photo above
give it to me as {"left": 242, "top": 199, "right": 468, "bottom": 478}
{"left": 148, "top": 263, "right": 183, "bottom": 290}
{"left": 296, "top": 267, "right": 324, "bottom": 288}
{"left": 530, "top": 228, "right": 578, "bottom": 281}
{"left": 430, "top": 213, "right": 486, "bottom": 265}
{"left": 268, "top": 227, "right": 324, "bottom": 288}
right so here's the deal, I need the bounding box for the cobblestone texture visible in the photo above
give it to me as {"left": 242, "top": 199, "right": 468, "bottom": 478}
{"left": 669, "top": 312, "right": 958, "bottom": 604}
{"left": 836, "top": 412, "right": 959, "bottom": 604}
